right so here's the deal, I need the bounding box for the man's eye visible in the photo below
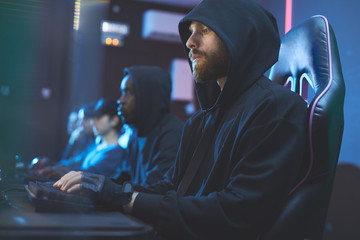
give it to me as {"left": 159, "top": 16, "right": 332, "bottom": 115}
{"left": 202, "top": 28, "right": 209, "bottom": 33}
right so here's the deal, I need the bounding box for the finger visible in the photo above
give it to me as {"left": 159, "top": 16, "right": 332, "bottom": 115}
{"left": 66, "top": 183, "right": 82, "bottom": 193}
{"left": 53, "top": 180, "right": 61, "bottom": 188}
{"left": 53, "top": 174, "right": 67, "bottom": 188}
{"left": 58, "top": 171, "right": 79, "bottom": 189}
{"left": 53, "top": 171, "right": 78, "bottom": 188}
{"left": 60, "top": 172, "right": 83, "bottom": 191}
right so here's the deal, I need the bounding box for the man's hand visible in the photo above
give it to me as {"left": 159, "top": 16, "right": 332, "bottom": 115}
{"left": 123, "top": 191, "right": 139, "bottom": 214}
{"left": 53, "top": 171, "right": 105, "bottom": 194}
{"left": 54, "top": 171, "right": 133, "bottom": 210}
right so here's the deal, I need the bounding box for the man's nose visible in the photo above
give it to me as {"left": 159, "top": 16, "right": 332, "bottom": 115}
{"left": 186, "top": 33, "right": 198, "bottom": 49}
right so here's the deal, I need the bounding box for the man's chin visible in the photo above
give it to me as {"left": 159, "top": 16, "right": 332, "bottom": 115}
{"left": 193, "top": 70, "right": 204, "bottom": 83}
{"left": 193, "top": 72, "right": 209, "bottom": 83}
{"left": 193, "top": 65, "right": 210, "bottom": 83}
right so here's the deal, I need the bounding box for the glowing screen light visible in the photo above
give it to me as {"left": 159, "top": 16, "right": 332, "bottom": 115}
{"left": 101, "top": 21, "right": 129, "bottom": 47}
{"left": 112, "top": 38, "right": 119, "bottom": 46}
{"left": 105, "top": 37, "right": 112, "bottom": 45}
{"left": 285, "top": 0, "right": 292, "bottom": 34}
{"left": 101, "top": 21, "right": 129, "bottom": 35}
{"left": 31, "top": 157, "right": 39, "bottom": 167}
{"left": 73, "top": 0, "right": 81, "bottom": 30}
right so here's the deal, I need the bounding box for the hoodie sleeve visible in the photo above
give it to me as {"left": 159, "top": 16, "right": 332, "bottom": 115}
{"left": 141, "top": 115, "right": 184, "bottom": 187}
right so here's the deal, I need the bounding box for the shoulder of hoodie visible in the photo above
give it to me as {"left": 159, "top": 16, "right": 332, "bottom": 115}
{"left": 224, "top": 76, "right": 307, "bottom": 124}
{"left": 181, "top": 109, "right": 205, "bottom": 132}
{"left": 234, "top": 76, "right": 306, "bottom": 109}
{"left": 183, "top": 77, "right": 307, "bottom": 128}
{"left": 147, "top": 113, "right": 184, "bottom": 136}
{"left": 258, "top": 76, "right": 307, "bottom": 109}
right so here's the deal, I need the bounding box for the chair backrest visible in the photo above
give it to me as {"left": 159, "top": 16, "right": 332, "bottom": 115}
{"left": 263, "top": 15, "right": 345, "bottom": 239}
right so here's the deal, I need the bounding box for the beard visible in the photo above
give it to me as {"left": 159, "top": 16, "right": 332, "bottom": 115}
{"left": 191, "top": 42, "right": 229, "bottom": 83}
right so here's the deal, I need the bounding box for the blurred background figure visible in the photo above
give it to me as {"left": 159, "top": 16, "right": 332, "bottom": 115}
{"left": 66, "top": 110, "right": 79, "bottom": 136}
{"left": 39, "top": 98, "right": 128, "bottom": 179}
{"left": 61, "top": 103, "right": 96, "bottom": 160}
{"left": 118, "top": 66, "right": 184, "bottom": 187}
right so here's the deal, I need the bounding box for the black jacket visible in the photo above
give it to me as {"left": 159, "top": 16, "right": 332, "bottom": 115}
{"left": 124, "top": 66, "right": 184, "bottom": 187}
{"left": 132, "top": 0, "right": 308, "bottom": 239}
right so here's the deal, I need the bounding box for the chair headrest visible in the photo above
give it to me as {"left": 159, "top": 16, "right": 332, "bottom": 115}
{"left": 270, "top": 15, "right": 344, "bottom": 105}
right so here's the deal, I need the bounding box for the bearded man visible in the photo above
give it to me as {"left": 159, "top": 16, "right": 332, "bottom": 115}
{"left": 54, "top": 0, "right": 308, "bottom": 239}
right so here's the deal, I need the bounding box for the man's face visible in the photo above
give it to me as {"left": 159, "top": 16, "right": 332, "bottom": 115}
{"left": 186, "top": 21, "right": 229, "bottom": 83}
{"left": 118, "top": 75, "right": 136, "bottom": 124}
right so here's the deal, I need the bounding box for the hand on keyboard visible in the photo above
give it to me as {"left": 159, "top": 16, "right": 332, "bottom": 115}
{"left": 54, "top": 171, "right": 133, "bottom": 210}
{"left": 54, "top": 171, "right": 105, "bottom": 194}
{"left": 28, "top": 181, "right": 95, "bottom": 205}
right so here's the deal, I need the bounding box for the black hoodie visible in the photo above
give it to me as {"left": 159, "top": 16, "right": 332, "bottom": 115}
{"left": 124, "top": 66, "right": 184, "bottom": 186}
{"left": 132, "top": 1, "right": 308, "bottom": 239}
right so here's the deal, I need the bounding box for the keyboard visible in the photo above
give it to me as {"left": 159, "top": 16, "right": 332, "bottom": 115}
{"left": 26, "top": 181, "right": 97, "bottom": 213}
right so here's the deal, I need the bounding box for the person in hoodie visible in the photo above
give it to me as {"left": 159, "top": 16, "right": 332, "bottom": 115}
{"left": 54, "top": 0, "right": 308, "bottom": 239}
{"left": 117, "top": 66, "right": 184, "bottom": 186}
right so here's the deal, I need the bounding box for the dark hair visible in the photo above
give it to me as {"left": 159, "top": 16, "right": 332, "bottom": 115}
{"left": 88, "top": 98, "right": 118, "bottom": 117}
{"left": 90, "top": 98, "right": 123, "bottom": 132}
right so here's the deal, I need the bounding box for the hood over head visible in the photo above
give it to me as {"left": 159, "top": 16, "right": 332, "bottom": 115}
{"left": 179, "top": 0, "right": 280, "bottom": 111}
{"left": 123, "top": 66, "right": 172, "bottom": 136}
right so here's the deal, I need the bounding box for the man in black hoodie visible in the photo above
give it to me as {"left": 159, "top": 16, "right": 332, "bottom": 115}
{"left": 55, "top": 0, "right": 308, "bottom": 239}
{"left": 117, "top": 66, "right": 184, "bottom": 186}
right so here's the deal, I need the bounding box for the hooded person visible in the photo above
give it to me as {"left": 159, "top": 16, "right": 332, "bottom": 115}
{"left": 54, "top": 0, "right": 308, "bottom": 239}
{"left": 117, "top": 66, "right": 184, "bottom": 186}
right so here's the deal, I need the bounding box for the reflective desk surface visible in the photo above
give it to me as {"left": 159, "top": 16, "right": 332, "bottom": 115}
{"left": 0, "top": 177, "right": 154, "bottom": 240}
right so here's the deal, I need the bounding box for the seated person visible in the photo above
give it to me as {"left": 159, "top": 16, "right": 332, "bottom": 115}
{"left": 117, "top": 66, "right": 184, "bottom": 186}
{"left": 54, "top": 0, "right": 308, "bottom": 239}
{"left": 39, "top": 98, "right": 128, "bottom": 179}
{"left": 61, "top": 103, "right": 96, "bottom": 160}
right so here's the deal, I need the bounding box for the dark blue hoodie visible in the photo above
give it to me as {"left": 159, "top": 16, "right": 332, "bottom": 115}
{"left": 124, "top": 66, "right": 184, "bottom": 187}
{"left": 132, "top": 1, "right": 308, "bottom": 239}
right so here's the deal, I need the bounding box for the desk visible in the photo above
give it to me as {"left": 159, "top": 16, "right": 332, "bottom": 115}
{"left": 0, "top": 180, "right": 154, "bottom": 240}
